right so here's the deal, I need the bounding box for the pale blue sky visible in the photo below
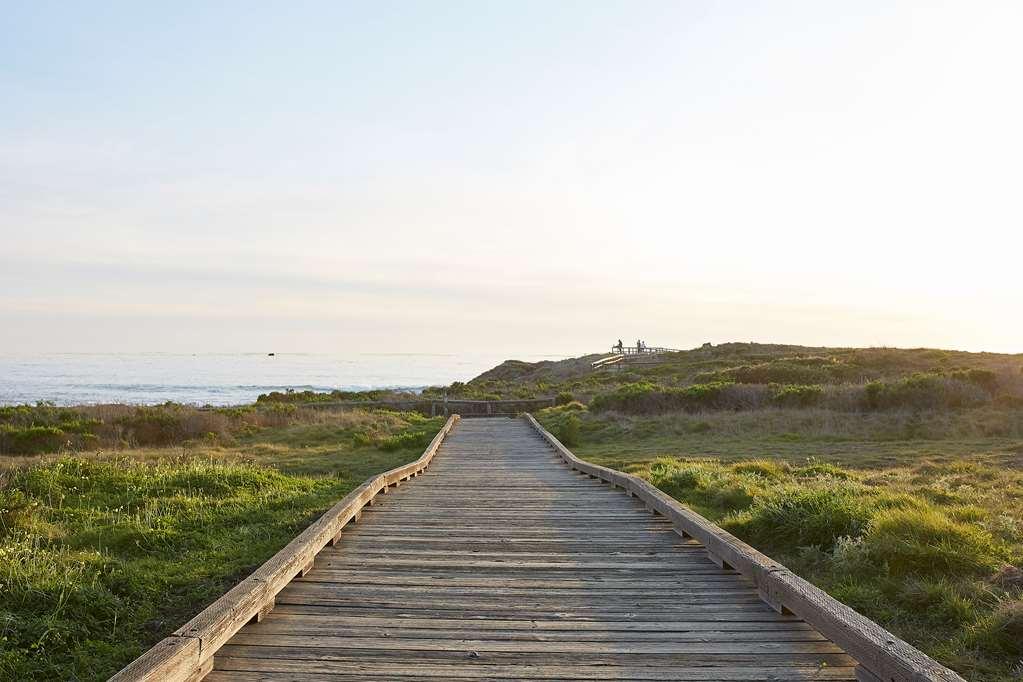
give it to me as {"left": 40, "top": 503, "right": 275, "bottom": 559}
{"left": 3, "top": 1, "right": 1021, "bottom": 354}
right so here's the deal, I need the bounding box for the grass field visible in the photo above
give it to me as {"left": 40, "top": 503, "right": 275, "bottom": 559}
{"left": 537, "top": 404, "right": 1023, "bottom": 681}
{"left": 0, "top": 407, "right": 445, "bottom": 681}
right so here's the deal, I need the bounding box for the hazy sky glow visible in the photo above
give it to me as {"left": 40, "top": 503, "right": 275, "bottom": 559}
{"left": 3, "top": 1, "right": 1021, "bottom": 355}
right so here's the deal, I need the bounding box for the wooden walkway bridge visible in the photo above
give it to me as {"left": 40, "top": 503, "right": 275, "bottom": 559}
{"left": 114, "top": 416, "right": 964, "bottom": 682}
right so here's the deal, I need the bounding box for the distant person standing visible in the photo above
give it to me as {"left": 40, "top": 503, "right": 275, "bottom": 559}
{"left": 615, "top": 339, "right": 624, "bottom": 353}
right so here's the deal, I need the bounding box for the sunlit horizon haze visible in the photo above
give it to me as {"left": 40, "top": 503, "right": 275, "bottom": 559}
{"left": 3, "top": 1, "right": 1021, "bottom": 356}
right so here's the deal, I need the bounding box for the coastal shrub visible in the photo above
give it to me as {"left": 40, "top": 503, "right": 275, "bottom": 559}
{"left": 968, "top": 599, "right": 1023, "bottom": 658}
{"left": 731, "top": 459, "right": 788, "bottom": 479}
{"left": 256, "top": 388, "right": 393, "bottom": 404}
{"left": 0, "top": 402, "right": 443, "bottom": 456}
{"left": 649, "top": 459, "right": 761, "bottom": 514}
{"left": 864, "top": 373, "right": 989, "bottom": 410}
{"left": 0, "top": 489, "right": 34, "bottom": 536}
{"left": 897, "top": 578, "right": 977, "bottom": 627}
{"left": 116, "top": 407, "right": 192, "bottom": 445}
{"left": 589, "top": 382, "right": 663, "bottom": 413}
{"left": 650, "top": 459, "right": 710, "bottom": 492}
{"left": 378, "top": 430, "right": 430, "bottom": 451}
{"left": 723, "top": 485, "right": 874, "bottom": 550}
{"left": 0, "top": 404, "right": 105, "bottom": 455}
{"left": 82, "top": 403, "right": 332, "bottom": 449}
{"left": 558, "top": 414, "right": 581, "bottom": 447}
{"left": 949, "top": 368, "right": 999, "bottom": 392}
{"left": 535, "top": 403, "right": 589, "bottom": 447}
{"left": 539, "top": 401, "right": 587, "bottom": 416}
{"left": 0, "top": 425, "right": 68, "bottom": 455}
{"left": 695, "top": 358, "right": 860, "bottom": 385}
{"left": 554, "top": 391, "right": 575, "bottom": 406}
{"left": 795, "top": 460, "right": 854, "bottom": 479}
{"left": 770, "top": 384, "right": 824, "bottom": 408}
{"left": 864, "top": 507, "right": 1002, "bottom": 576}
{"left": 589, "top": 381, "right": 768, "bottom": 414}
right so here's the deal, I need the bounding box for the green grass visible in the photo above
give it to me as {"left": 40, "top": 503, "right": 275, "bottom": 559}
{"left": 0, "top": 409, "right": 445, "bottom": 681}
{"left": 537, "top": 404, "right": 1023, "bottom": 681}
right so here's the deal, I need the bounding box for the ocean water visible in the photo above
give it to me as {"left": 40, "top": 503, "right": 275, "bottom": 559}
{"left": 0, "top": 352, "right": 565, "bottom": 406}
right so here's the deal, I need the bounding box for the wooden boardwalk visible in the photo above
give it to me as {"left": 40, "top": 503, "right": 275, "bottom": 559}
{"left": 206, "top": 417, "right": 858, "bottom": 681}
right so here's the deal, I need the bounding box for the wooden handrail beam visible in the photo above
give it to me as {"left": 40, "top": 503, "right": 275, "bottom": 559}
{"left": 591, "top": 354, "right": 625, "bottom": 368}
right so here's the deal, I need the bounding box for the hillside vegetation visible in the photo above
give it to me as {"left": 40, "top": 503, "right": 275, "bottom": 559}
{"left": 448, "top": 343, "right": 1023, "bottom": 408}
{"left": 526, "top": 344, "right": 1023, "bottom": 681}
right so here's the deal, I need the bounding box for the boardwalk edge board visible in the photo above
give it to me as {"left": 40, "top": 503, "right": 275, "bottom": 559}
{"left": 523, "top": 413, "right": 965, "bottom": 682}
{"left": 109, "top": 414, "right": 461, "bottom": 682}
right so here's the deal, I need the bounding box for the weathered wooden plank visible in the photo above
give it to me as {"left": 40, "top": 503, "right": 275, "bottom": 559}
{"left": 289, "top": 573, "right": 749, "bottom": 587}
{"left": 206, "top": 662, "right": 859, "bottom": 680}
{"left": 294, "top": 577, "right": 757, "bottom": 592}
{"left": 225, "top": 634, "right": 846, "bottom": 654}
{"left": 242, "top": 612, "right": 812, "bottom": 631}
{"left": 280, "top": 581, "right": 762, "bottom": 599}
{"left": 271, "top": 602, "right": 803, "bottom": 622}
{"left": 242, "top": 623, "right": 826, "bottom": 642}
{"left": 273, "top": 592, "right": 777, "bottom": 613}
{"left": 212, "top": 654, "right": 858, "bottom": 675}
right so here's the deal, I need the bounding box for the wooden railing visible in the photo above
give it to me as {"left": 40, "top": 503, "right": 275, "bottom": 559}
{"left": 110, "top": 414, "right": 461, "bottom": 682}
{"left": 610, "top": 345, "right": 679, "bottom": 355}
{"left": 590, "top": 354, "right": 625, "bottom": 369}
{"left": 255, "top": 397, "right": 555, "bottom": 417}
{"left": 523, "top": 413, "right": 966, "bottom": 682}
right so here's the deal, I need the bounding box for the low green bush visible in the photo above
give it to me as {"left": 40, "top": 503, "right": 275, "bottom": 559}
{"left": 0, "top": 489, "right": 34, "bottom": 536}
{"left": 0, "top": 404, "right": 104, "bottom": 455}
{"left": 864, "top": 507, "right": 1003, "bottom": 576}
{"left": 589, "top": 381, "right": 756, "bottom": 414}
{"left": 558, "top": 414, "right": 581, "bottom": 447}
{"left": 649, "top": 458, "right": 762, "bottom": 515}
{"left": 256, "top": 388, "right": 391, "bottom": 403}
{"left": 695, "top": 358, "right": 860, "bottom": 385}
{"left": 731, "top": 459, "right": 788, "bottom": 479}
{"left": 116, "top": 407, "right": 182, "bottom": 445}
{"left": 948, "top": 368, "right": 999, "bottom": 392}
{"left": 0, "top": 425, "right": 68, "bottom": 455}
{"left": 770, "top": 384, "right": 823, "bottom": 408}
{"left": 967, "top": 599, "right": 1023, "bottom": 658}
{"left": 896, "top": 578, "right": 977, "bottom": 627}
{"left": 864, "top": 373, "right": 990, "bottom": 410}
{"left": 377, "top": 430, "right": 430, "bottom": 451}
{"left": 723, "top": 485, "right": 874, "bottom": 550}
